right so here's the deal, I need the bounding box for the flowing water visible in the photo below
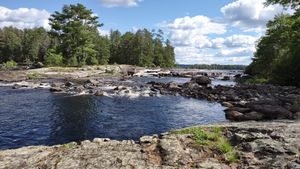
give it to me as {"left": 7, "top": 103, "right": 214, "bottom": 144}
{"left": 0, "top": 83, "right": 226, "bottom": 150}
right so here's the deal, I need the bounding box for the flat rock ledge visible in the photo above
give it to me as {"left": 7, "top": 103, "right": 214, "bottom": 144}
{"left": 0, "top": 121, "right": 299, "bottom": 169}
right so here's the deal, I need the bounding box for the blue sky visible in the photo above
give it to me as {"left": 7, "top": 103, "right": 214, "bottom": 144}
{"left": 0, "top": 0, "right": 291, "bottom": 65}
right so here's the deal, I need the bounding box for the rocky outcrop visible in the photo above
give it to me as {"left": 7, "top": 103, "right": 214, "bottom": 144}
{"left": 150, "top": 81, "right": 300, "bottom": 121}
{"left": 0, "top": 121, "right": 299, "bottom": 169}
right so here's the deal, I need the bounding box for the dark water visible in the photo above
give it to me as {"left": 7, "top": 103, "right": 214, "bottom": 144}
{"left": 0, "top": 87, "right": 225, "bottom": 150}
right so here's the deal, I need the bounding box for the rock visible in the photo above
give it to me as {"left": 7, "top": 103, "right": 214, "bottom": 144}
{"left": 229, "top": 107, "right": 251, "bottom": 113}
{"left": 225, "top": 110, "right": 244, "bottom": 121}
{"left": 65, "top": 81, "right": 74, "bottom": 87}
{"left": 191, "top": 76, "right": 211, "bottom": 86}
{"left": 0, "top": 121, "right": 299, "bottom": 169}
{"left": 197, "top": 158, "right": 231, "bottom": 169}
{"left": 50, "top": 87, "right": 63, "bottom": 92}
{"left": 140, "top": 135, "right": 158, "bottom": 144}
{"left": 182, "top": 82, "right": 201, "bottom": 90}
{"left": 166, "top": 82, "right": 181, "bottom": 91}
{"left": 249, "top": 104, "right": 293, "bottom": 119}
{"left": 31, "top": 62, "right": 44, "bottom": 69}
{"left": 221, "top": 102, "right": 234, "bottom": 108}
{"left": 12, "top": 84, "right": 21, "bottom": 89}
{"left": 84, "top": 79, "right": 97, "bottom": 86}
{"left": 95, "top": 90, "right": 104, "bottom": 96}
{"left": 114, "top": 86, "right": 127, "bottom": 90}
{"left": 93, "top": 138, "right": 110, "bottom": 143}
{"left": 243, "top": 111, "right": 264, "bottom": 121}
{"left": 222, "top": 76, "right": 230, "bottom": 81}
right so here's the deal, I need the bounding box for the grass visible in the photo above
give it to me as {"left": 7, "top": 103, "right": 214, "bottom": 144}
{"left": 27, "top": 72, "right": 41, "bottom": 80}
{"left": 172, "top": 127, "right": 239, "bottom": 163}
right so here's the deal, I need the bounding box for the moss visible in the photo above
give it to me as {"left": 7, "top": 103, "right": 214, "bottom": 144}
{"left": 172, "top": 126, "right": 239, "bottom": 163}
{"left": 62, "top": 142, "right": 77, "bottom": 149}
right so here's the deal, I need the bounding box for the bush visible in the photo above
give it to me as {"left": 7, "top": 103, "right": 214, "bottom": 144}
{"left": 45, "top": 49, "right": 63, "bottom": 66}
{"left": 2, "top": 60, "right": 17, "bottom": 69}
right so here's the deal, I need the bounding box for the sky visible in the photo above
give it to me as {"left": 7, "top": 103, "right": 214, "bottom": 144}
{"left": 0, "top": 0, "right": 292, "bottom": 65}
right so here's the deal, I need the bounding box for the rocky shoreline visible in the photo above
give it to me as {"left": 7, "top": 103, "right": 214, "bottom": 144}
{"left": 1, "top": 66, "right": 300, "bottom": 168}
{"left": 0, "top": 121, "right": 299, "bottom": 169}
{"left": 150, "top": 76, "right": 300, "bottom": 121}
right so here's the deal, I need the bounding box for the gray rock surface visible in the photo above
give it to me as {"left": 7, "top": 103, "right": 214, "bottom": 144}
{"left": 0, "top": 121, "right": 299, "bottom": 169}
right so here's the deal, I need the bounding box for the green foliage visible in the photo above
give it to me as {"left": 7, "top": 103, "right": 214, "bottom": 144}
{"left": 244, "top": 77, "right": 269, "bottom": 84}
{"left": 172, "top": 127, "right": 239, "bottom": 163}
{"left": 45, "top": 49, "right": 63, "bottom": 66}
{"left": 246, "top": 4, "right": 300, "bottom": 87}
{"left": 108, "top": 29, "right": 175, "bottom": 67}
{"left": 265, "top": 0, "right": 300, "bottom": 9}
{"left": 62, "top": 142, "right": 77, "bottom": 149}
{"left": 0, "top": 4, "right": 176, "bottom": 68}
{"left": 27, "top": 72, "right": 41, "bottom": 80}
{"left": 49, "top": 3, "right": 102, "bottom": 66}
{"left": 183, "top": 64, "right": 246, "bottom": 70}
{"left": 2, "top": 60, "right": 17, "bottom": 69}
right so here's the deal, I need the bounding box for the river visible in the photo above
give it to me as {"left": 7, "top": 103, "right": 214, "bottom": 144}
{"left": 0, "top": 83, "right": 226, "bottom": 150}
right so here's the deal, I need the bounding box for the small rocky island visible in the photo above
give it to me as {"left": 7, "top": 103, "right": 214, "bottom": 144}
{"left": 0, "top": 65, "right": 299, "bottom": 169}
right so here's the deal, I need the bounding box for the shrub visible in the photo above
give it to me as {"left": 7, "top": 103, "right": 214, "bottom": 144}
{"left": 3, "top": 60, "right": 17, "bottom": 69}
{"left": 45, "top": 49, "right": 63, "bottom": 66}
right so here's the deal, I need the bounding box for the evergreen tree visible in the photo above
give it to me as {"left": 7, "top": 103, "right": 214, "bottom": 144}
{"left": 49, "top": 3, "right": 102, "bottom": 66}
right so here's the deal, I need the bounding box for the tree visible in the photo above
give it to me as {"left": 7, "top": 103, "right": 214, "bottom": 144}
{"left": 153, "top": 37, "right": 164, "bottom": 67}
{"left": 22, "top": 28, "right": 51, "bottom": 63}
{"left": 94, "top": 34, "right": 111, "bottom": 65}
{"left": 0, "top": 27, "right": 23, "bottom": 63}
{"left": 49, "top": 3, "right": 102, "bottom": 66}
{"left": 109, "top": 30, "right": 122, "bottom": 64}
{"left": 245, "top": 1, "right": 300, "bottom": 86}
{"left": 265, "top": 0, "right": 300, "bottom": 9}
{"left": 163, "top": 40, "right": 176, "bottom": 67}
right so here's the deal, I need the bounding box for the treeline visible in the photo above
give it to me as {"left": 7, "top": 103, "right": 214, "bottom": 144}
{"left": 245, "top": 0, "right": 300, "bottom": 87}
{"left": 0, "top": 4, "right": 175, "bottom": 68}
{"left": 179, "top": 64, "right": 246, "bottom": 70}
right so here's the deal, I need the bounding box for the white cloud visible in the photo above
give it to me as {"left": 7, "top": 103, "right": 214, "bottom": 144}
{"left": 211, "top": 35, "right": 258, "bottom": 49}
{"left": 175, "top": 46, "right": 252, "bottom": 65}
{"left": 159, "top": 0, "right": 291, "bottom": 65}
{"left": 221, "top": 0, "right": 292, "bottom": 32}
{"left": 162, "top": 15, "right": 226, "bottom": 49}
{"left": 98, "top": 28, "right": 110, "bottom": 36}
{"left": 0, "top": 6, "right": 50, "bottom": 29}
{"left": 100, "top": 0, "right": 142, "bottom": 7}
{"left": 218, "top": 46, "right": 255, "bottom": 57}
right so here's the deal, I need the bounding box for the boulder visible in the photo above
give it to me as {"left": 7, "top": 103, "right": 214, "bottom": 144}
{"left": 191, "top": 76, "right": 211, "bottom": 86}
{"left": 222, "top": 76, "right": 230, "bottom": 81}
{"left": 95, "top": 90, "right": 104, "bottom": 96}
{"left": 221, "top": 102, "right": 234, "bottom": 108}
{"left": 225, "top": 110, "right": 244, "bottom": 121}
{"left": 243, "top": 111, "right": 264, "bottom": 121}
{"left": 166, "top": 82, "right": 181, "bottom": 91}
{"left": 50, "top": 87, "right": 63, "bottom": 92}
{"left": 250, "top": 104, "right": 293, "bottom": 119}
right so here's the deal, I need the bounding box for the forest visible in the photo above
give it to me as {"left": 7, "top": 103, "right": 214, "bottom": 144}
{"left": 180, "top": 64, "right": 246, "bottom": 70}
{"left": 245, "top": 0, "right": 300, "bottom": 87}
{"left": 0, "top": 4, "right": 175, "bottom": 68}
